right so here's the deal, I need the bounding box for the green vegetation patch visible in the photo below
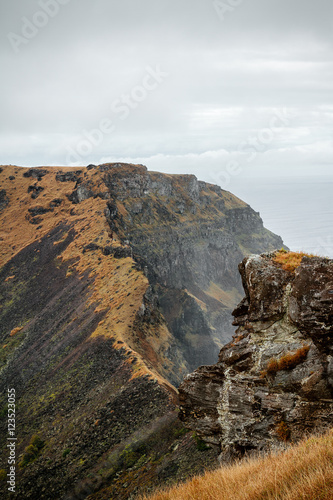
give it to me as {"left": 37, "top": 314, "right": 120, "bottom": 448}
{"left": 19, "top": 435, "right": 45, "bottom": 468}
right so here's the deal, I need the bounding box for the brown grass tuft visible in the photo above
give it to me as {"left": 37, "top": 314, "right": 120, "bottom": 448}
{"left": 275, "top": 421, "right": 291, "bottom": 442}
{"left": 140, "top": 430, "right": 333, "bottom": 500}
{"left": 261, "top": 346, "right": 310, "bottom": 378}
{"left": 273, "top": 250, "right": 316, "bottom": 273}
{"left": 278, "top": 346, "right": 310, "bottom": 370}
{"left": 266, "top": 358, "right": 279, "bottom": 374}
{"left": 10, "top": 327, "right": 23, "bottom": 337}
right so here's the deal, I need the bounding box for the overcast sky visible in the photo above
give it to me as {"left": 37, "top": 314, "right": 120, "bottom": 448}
{"left": 1, "top": 0, "right": 332, "bottom": 186}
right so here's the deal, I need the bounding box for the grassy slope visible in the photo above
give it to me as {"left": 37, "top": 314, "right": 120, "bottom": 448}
{"left": 0, "top": 165, "right": 176, "bottom": 386}
{"left": 141, "top": 430, "right": 333, "bottom": 500}
{"left": 0, "top": 165, "right": 222, "bottom": 499}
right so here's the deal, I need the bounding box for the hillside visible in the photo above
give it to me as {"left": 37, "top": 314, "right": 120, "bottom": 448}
{"left": 0, "top": 163, "right": 284, "bottom": 499}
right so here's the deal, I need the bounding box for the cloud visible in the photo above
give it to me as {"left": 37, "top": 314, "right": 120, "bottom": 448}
{"left": 0, "top": 0, "right": 332, "bottom": 182}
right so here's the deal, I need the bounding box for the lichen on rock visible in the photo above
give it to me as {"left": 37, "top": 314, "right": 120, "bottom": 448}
{"left": 179, "top": 252, "right": 333, "bottom": 460}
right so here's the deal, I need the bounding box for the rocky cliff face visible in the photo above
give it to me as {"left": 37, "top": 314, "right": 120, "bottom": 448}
{"left": 0, "top": 163, "right": 284, "bottom": 499}
{"left": 179, "top": 252, "right": 333, "bottom": 460}
{"left": 100, "top": 163, "right": 284, "bottom": 381}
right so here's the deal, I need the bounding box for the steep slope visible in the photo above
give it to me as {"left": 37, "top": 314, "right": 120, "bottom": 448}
{"left": 179, "top": 252, "right": 333, "bottom": 460}
{"left": 0, "top": 163, "right": 284, "bottom": 499}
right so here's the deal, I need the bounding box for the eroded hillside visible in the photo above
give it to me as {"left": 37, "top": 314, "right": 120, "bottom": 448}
{"left": 0, "top": 163, "right": 284, "bottom": 499}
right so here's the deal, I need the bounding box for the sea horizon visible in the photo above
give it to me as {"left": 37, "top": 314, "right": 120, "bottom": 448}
{"left": 229, "top": 174, "right": 333, "bottom": 259}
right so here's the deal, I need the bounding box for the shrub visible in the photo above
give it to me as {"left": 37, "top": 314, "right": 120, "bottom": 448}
{"left": 173, "top": 426, "right": 188, "bottom": 439}
{"left": 273, "top": 250, "right": 316, "bottom": 273}
{"left": 10, "top": 326, "right": 23, "bottom": 336}
{"left": 0, "top": 405, "right": 8, "bottom": 419}
{"left": 30, "top": 435, "right": 45, "bottom": 450}
{"left": 278, "top": 346, "right": 310, "bottom": 371}
{"left": 19, "top": 434, "right": 45, "bottom": 468}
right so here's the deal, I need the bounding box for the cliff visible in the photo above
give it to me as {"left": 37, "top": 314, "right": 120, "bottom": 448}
{"left": 179, "top": 252, "right": 333, "bottom": 460}
{"left": 0, "top": 163, "right": 284, "bottom": 499}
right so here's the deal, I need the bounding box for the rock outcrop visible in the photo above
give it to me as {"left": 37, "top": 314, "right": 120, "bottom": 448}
{"left": 179, "top": 253, "right": 333, "bottom": 460}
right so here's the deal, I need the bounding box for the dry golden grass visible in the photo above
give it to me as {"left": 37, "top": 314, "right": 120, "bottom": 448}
{"left": 273, "top": 250, "right": 316, "bottom": 273}
{"left": 278, "top": 346, "right": 310, "bottom": 371}
{"left": 0, "top": 165, "right": 84, "bottom": 266}
{"left": 10, "top": 327, "right": 23, "bottom": 336}
{"left": 261, "top": 346, "right": 310, "bottom": 378}
{"left": 140, "top": 430, "right": 333, "bottom": 500}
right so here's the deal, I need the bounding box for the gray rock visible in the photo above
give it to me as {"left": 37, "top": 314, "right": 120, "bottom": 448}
{"left": 179, "top": 253, "right": 333, "bottom": 460}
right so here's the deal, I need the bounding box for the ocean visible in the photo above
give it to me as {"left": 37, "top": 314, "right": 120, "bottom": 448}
{"left": 229, "top": 175, "right": 333, "bottom": 259}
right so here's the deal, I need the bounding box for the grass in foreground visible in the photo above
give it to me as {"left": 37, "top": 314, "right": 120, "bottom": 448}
{"left": 140, "top": 430, "right": 333, "bottom": 500}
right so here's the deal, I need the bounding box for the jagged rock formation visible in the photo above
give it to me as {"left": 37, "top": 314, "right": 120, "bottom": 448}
{"left": 179, "top": 253, "right": 333, "bottom": 460}
{"left": 0, "top": 164, "right": 284, "bottom": 499}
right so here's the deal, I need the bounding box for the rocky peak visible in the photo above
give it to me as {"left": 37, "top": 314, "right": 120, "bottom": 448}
{"left": 179, "top": 252, "right": 333, "bottom": 460}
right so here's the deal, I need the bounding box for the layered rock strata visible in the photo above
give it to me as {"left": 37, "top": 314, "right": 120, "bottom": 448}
{"left": 179, "top": 253, "right": 333, "bottom": 460}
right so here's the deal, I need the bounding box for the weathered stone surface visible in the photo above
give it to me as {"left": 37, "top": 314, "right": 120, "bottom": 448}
{"left": 67, "top": 184, "right": 93, "bottom": 203}
{"left": 28, "top": 184, "right": 45, "bottom": 199}
{"left": 178, "top": 365, "right": 224, "bottom": 446}
{"left": 289, "top": 257, "right": 333, "bottom": 346}
{"left": 23, "top": 168, "right": 48, "bottom": 181}
{"left": 28, "top": 206, "right": 51, "bottom": 216}
{"left": 179, "top": 253, "right": 333, "bottom": 460}
{"left": 0, "top": 164, "right": 287, "bottom": 499}
{"left": 98, "top": 164, "right": 284, "bottom": 379}
{"left": 49, "top": 198, "right": 63, "bottom": 208}
{"left": 55, "top": 170, "right": 82, "bottom": 182}
{"left": 236, "top": 253, "right": 290, "bottom": 323}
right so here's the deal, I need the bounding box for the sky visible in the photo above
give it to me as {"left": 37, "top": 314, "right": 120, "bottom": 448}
{"left": 1, "top": 0, "right": 333, "bottom": 253}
